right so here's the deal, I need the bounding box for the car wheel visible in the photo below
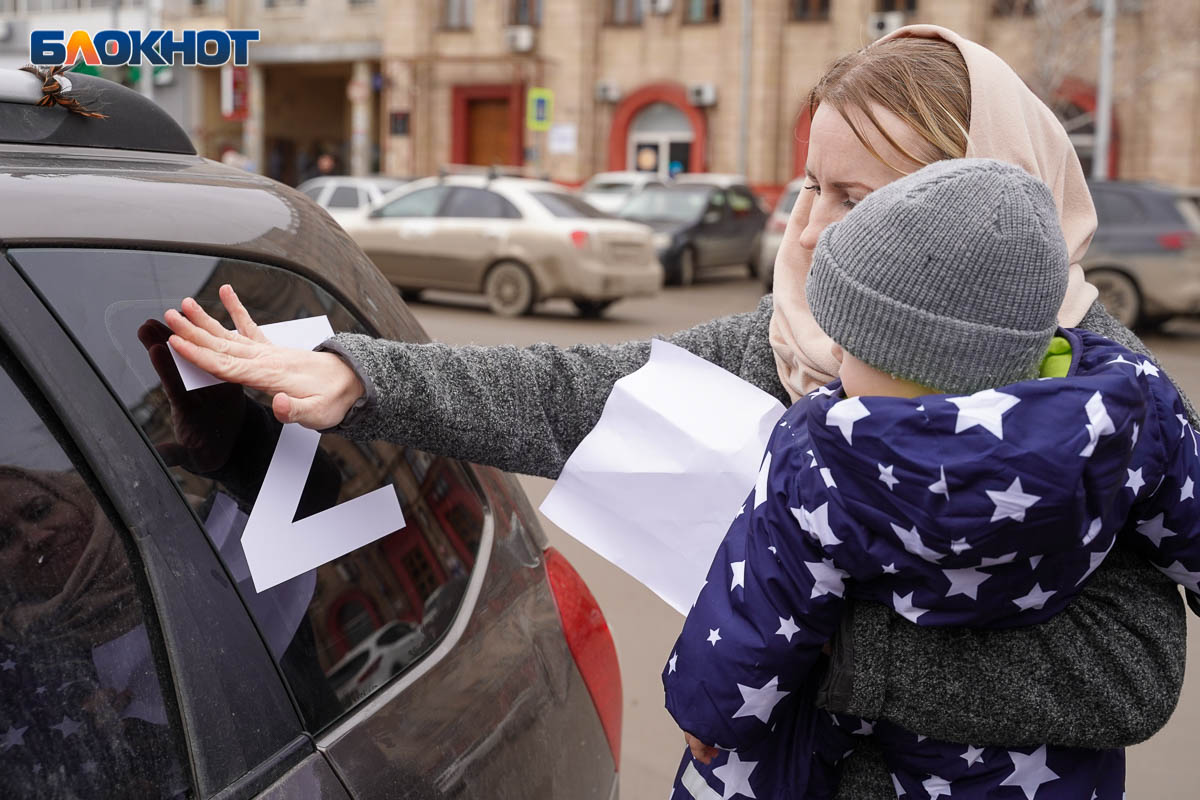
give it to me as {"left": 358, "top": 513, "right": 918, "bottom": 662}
{"left": 677, "top": 247, "right": 697, "bottom": 287}
{"left": 1089, "top": 268, "right": 1143, "bottom": 329}
{"left": 484, "top": 261, "right": 537, "bottom": 317}
{"left": 747, "top": 235, "right": 762, "bottom": 278}
{"left": 573, "top": 299, "right": 615, "bottom": 318}
{"left": 399, "top": 288, "right": 422, "bottom": 303}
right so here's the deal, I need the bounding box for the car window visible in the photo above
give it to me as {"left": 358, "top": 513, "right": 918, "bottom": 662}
{"left": 532, "top": 191, "right": 608, "bottom": 219}
{"left": 776, "top": 189, "right": 800, "bottom": 216}
{"left": 14, "top": 249, "right": 489, "bottom": 731}
{"left": 377, "top": 186, "right": 449, "bottom": 218}
{"left": 326, "top": 186, "right": 362, "bottom": 209}
{"left": 728, "top": 188, "right": 754, "bottom": 216}
{"left": 706, "top": 190, "right": 727, "bottom": 216}
{"left": 1092, "top": 188, "right": 1145, "bottom": 226}
{"left": 619, "top": 189, "right": 708, "bottom": 223}
{"left": 584, "top": 181, "right": 633, "bottom": 194}
{"left": 300, "top": 184, "right": 325, "bottom": 202}
{"left": 0, "top": 343, "right": 189, "bottom": 799}
{"left": 440, "top": 187, "right": 521, "bottom": 219}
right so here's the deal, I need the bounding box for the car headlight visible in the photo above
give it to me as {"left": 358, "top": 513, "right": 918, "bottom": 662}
{"left": 652, "top": 232, "right": 673, "bottom": 250}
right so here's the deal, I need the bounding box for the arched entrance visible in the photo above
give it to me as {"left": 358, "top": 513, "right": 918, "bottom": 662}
{"left": 608, "top": 83, "right": 707, "bottom": 175}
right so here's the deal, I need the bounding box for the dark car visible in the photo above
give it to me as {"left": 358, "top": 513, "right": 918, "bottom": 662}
{"left": 0, "top": 70, "right": 620, "bottom": 799}
{"left": 1085, "top": 180, "right": 1200, "bottom": 329}
{"left": 619, "top": 181, "right": 768, "bottom": 285}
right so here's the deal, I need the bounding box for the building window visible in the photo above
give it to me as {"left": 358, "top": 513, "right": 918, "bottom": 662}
{"left": 443, "top": 0, "right": 472, "bottom": 28}
{"left": 685, "top": 0, "right": 720, "bottom": 23}
{"left": 991, "top": 0, "right": 1037, "bottom": 14}
{"left": 510, "top": 0, "right": 541, "bottom": 25}
{"left": 876, "top": 0, "right": 915, "bottom": 10}
{"left": 609, "top": 0, "right": 643, "bottom": 24}
{"left": 790, "top": 0, "right": 830, "bottom": 20}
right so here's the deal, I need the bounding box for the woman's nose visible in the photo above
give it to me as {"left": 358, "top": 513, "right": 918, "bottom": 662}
{"left": 798, "top": 216, "right": 826, "bottom": 251}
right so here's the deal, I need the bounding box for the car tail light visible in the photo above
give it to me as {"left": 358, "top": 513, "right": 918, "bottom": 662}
{"left": 544, "top": 547, "right": 622, "bottom": 769}
{"left": 1158, "top": 231, "right": 1195, "bottom": 250}
{"left": 569, "top": 230, "right": 590, "bottom": 250}
{"left": 767, "top": 215, "right": 788, "bottom": 234}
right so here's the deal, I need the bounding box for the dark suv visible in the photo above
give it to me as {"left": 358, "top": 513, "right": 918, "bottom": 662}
{"left": 0, "top": 70, "right": 620, "bottom": 799}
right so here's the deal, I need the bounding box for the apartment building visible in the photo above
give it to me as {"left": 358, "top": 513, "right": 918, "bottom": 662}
{"left": 150, "top": 0, "right": 1200, "bottom": 192}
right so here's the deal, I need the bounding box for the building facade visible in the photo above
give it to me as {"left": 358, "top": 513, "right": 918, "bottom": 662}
{"left": 163, "top": 0, "right": 1199, "bottom": 193}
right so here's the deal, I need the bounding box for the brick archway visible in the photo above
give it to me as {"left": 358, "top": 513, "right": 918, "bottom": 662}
{"left": 608, "top": 83, "right": 707, "bottom": 173}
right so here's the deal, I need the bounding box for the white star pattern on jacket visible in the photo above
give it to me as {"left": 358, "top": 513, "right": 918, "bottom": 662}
{"left": 712, "top": 751, "right": 758, "bottom": 800}
{"left": 999, "top": 746, "right": 1060, "bottom": 799}
{"left": 1136, "top": 514, "right": 1177, "bottom": 547}
{"left": 0, "top": 724, "right": 27, "bottom": 751}
{"left": 891, "top": 591, "right": 929, "bottom": 623}
{"left": 947, "top": 389, "right": 1020, "bottom": 439}
{"left": 805, "top": 559, "right": 848, "bottom": 598}
{"left": 889, "top": 522, "right": 944, "bottom": 563}
{"left": 793, "top": 503, "right": 842, "bottom": 548}
{"left": 1161, "top": 561, "right": 1200, "bottom": 592}
{"left": 942, "top": 567, "right": 991, "bottom": 600}
{"left": 1080, "top": 391, "right": 1115, "bottom": 457}
{"left": 1081, "top": 517, "right": 1103, "bottom": 546}
{"left": 928, "top": 465, "right": 950, "bottom": 500}
{"left": 878, "top": 463, "right": 899, "bottom": 490}
{"left": 1013, "top": 583, "right": 1057, "bottom": 611}
{"left": 825, "top": 396, "right": 870, "bottom": 445}
{"left": 732, "top": 676, "right": 789, "bottom": 724}
{"left": 707, "top": 629, "right": 722, "bottom": 646}
{"left": 986, "top": 477, "right": 1041, "bottom": 522}
{"left": 730, "top": 561, "right": 746, "bottom": 591}
{"left": 961, "top": 744, "right": 985, "bottom": 767}
{"left": 1183, "top": 476, "right": 1195, "bottom": 501}
{"left": 922, "top": 774, "right": 952, "bottom": 799}
{"left": 775, "top": 617, "right": 800, "bottom": 642}
{"left": 1137, "top": 360, "right": 1160, "bottom": 378}
{"left": 753, "top": 451, "right": 772, "bottom": 509}
{"left": 1125, "top": 467, "right": 1145, "bottom": 494}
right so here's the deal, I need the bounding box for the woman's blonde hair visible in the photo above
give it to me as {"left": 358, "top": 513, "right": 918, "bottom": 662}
{"left": 808, "top": 37, "right": 971, "bottom": 173}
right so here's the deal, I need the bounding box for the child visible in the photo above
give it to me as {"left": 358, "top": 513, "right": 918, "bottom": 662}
{"left": 663, "top": 159, "right": 1199, "bottom": 799}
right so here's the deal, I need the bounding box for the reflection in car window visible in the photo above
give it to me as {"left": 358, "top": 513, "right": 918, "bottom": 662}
{"left": 619, "top": 189, "right": 708, "bottom": 223}
{"left": 378, "top": 186, "right": 449, "bottom": 218}
{"left": 327, "top": 186, "right": 361, "bottom": 209}
{"left": 1092, "top": 189, "right": 1145, "bottom": 226}
{"left": 14, "top": 249, "right": 488, "bottom": 730}
{"left": 532, "top": 191, "right": 609, "bottom": 219}
{"left": 441, "top": 187, "right": 521, "bottom": 219}
{"left": 0, "top": 346, "right": 189, "bottom": 799}
{"left": 728, "top": 189, "right": 754, "bottom": 216}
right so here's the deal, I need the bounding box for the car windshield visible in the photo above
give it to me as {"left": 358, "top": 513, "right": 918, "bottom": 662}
{"left": 620, "top": 189, "right": 708, "bottom": 223}
{"left": 776, "top": 189, "right": 800, "bottom": 216}
{"left": 532, "top": 191, "right": 610, "bottom": 218}
{"left": 584, "top": 181, "right": 634, "bottom": 194}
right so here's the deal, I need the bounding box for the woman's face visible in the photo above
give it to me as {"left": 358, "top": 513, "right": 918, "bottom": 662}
{"left": 778, "top": 102, "right": 931, "bottom": 281}
{"left": 0, "top": 475, "right": 91, "bottom": 600}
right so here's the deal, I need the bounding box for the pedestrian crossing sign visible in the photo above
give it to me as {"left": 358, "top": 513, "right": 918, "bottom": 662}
{"left": 526, "top": 87, "right": 553, "bottom": 132}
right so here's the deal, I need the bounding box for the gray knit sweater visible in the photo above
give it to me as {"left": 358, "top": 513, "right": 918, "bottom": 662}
{"left": 325, "top": 296, "right": 1191, "bottom": 799}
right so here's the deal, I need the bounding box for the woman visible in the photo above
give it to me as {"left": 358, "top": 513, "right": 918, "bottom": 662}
{"left": 166, "top": 26, "right": 1192, "bottom": 797}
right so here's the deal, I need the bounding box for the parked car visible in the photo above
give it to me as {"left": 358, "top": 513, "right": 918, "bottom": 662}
{"left": 1084, "top": 180, "right": 1200, "bottom": 329}
{"left": 618, "top": 181, "right": 768, "bottom": 285}
{"left": 325, "top": 621, "right": 426, "bottom": 703}
{"left": 579, "top": 171, "right": 667, "bottom": 214}
{"left": 757, "top": 177, "right": 806, "bottom": 291}
{"left": 297, "top": 175, "right": 411, "bottom": 227}
{"left": 344, "top": 173, "right": 662, "bottom": 317}
{"left": 0, "top": 69, "right": 621, "bottom": 800}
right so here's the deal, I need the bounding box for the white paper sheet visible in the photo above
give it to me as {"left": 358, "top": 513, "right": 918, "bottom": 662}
{"left": 540, "top": 340, "right": 786, "bottom": 615}
{"left": 172, "top": 315, "right": 405, "bottom": 592}
{"left": 92, "top": 625, "right": 169, "bottom": 726}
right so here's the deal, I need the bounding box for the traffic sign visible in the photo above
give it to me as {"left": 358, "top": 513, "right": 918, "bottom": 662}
{"left": 526, "top": 87, "right": 553, "bottom": 132}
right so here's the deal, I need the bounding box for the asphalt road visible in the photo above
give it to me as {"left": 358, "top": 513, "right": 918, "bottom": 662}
{"left": 407, "top": 275, "right": 1200, "bottom": 800}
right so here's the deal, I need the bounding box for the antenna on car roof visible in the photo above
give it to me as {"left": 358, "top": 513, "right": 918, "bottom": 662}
{"left": 486, "top": 165, "right": 499, "bottom": 185}
{"left": 437, "top": 165, "right": 448, "bottom": 183}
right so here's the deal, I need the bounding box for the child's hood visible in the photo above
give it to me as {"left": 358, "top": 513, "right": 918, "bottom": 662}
{"left": 800, "top": 330, "right": 1157, "bottom": 566}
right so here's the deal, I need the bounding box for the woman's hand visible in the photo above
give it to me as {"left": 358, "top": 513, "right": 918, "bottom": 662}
{"left": 683, "top": 731, "right": 719, "bottom": 765}
{"left": 164, "top": 284, "right": 365, "bottom": 430}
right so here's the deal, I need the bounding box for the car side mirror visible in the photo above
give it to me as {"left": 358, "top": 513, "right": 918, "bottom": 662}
{"left": 703, "top": 210, "right": 721, "bottom": 226}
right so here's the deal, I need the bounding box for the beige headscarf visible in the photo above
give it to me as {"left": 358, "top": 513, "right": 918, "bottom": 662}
{"left": 768, "top": 24, "right": 1099, "bottom": 402}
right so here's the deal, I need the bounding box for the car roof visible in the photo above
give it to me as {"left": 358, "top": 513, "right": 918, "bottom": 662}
{"left": 673, "top": 173, "right": 748, "bottom": 188}
{"left": 585, "top": 171, "right": 658, "bottom": 184}
{"left": 0, "top": 142, "right": 427, "bottom": 343}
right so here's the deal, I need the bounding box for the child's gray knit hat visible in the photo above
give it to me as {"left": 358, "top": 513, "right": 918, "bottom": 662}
{"left": 806, "top": 158, "right": 1069, "bottom": 396}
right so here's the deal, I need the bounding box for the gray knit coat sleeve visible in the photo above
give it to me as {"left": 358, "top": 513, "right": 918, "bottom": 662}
{"left": 323, "top": 296, "right": 1189, "bottom": 800}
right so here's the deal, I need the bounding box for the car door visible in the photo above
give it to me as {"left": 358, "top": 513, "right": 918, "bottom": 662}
{"left": 432, "top": 187, "right": 522, "bottom": 291}
{"left": 352, "top": 186, "right": 452, "bottom": 288}
{"left": 0, "top": 251, "right": 352, "bottom": 800}
{"left": 692, "top": 189, "right": 732, "bottom": 267}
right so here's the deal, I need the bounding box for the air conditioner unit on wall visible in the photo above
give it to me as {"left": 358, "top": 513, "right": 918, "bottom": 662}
{"left": 867, "top": 11, "right": 908, "bottom": 40}
{"left": 687, "top": 83, "right": 717, "bottom": 107}
{"left": 595, "top": 81, "right": 622, "bottom": 104}
{"left": 505, "top": 25, "right": 536, "bottom": 53}
{"left": 649, "top": 0, "right": 674, "bottom": 14}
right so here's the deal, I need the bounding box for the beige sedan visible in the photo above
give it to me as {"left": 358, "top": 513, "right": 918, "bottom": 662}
{"left": 344, "top": 174, "right": 663, "bottom": 316}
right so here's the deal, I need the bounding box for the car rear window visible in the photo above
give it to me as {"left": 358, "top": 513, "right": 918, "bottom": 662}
{"left": 13, "top": 249, "right": 489, "bottom": 731}
{"left": 0, "top": 343, "right": 189, "bottom": 799}
{"left": 326, "top": 186, "right": 362, "bottom": 209}
{"left": 776, "top": 189, "right": 800, "bottom": 215}
{"left": 532, "top": 191, "right": 609, "bottom": 218}
{"left": 583, "top": 182, "right": 633, "bottom": 194}
{"left": 441, "top": 187, "right": 521, "bottom": 219}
